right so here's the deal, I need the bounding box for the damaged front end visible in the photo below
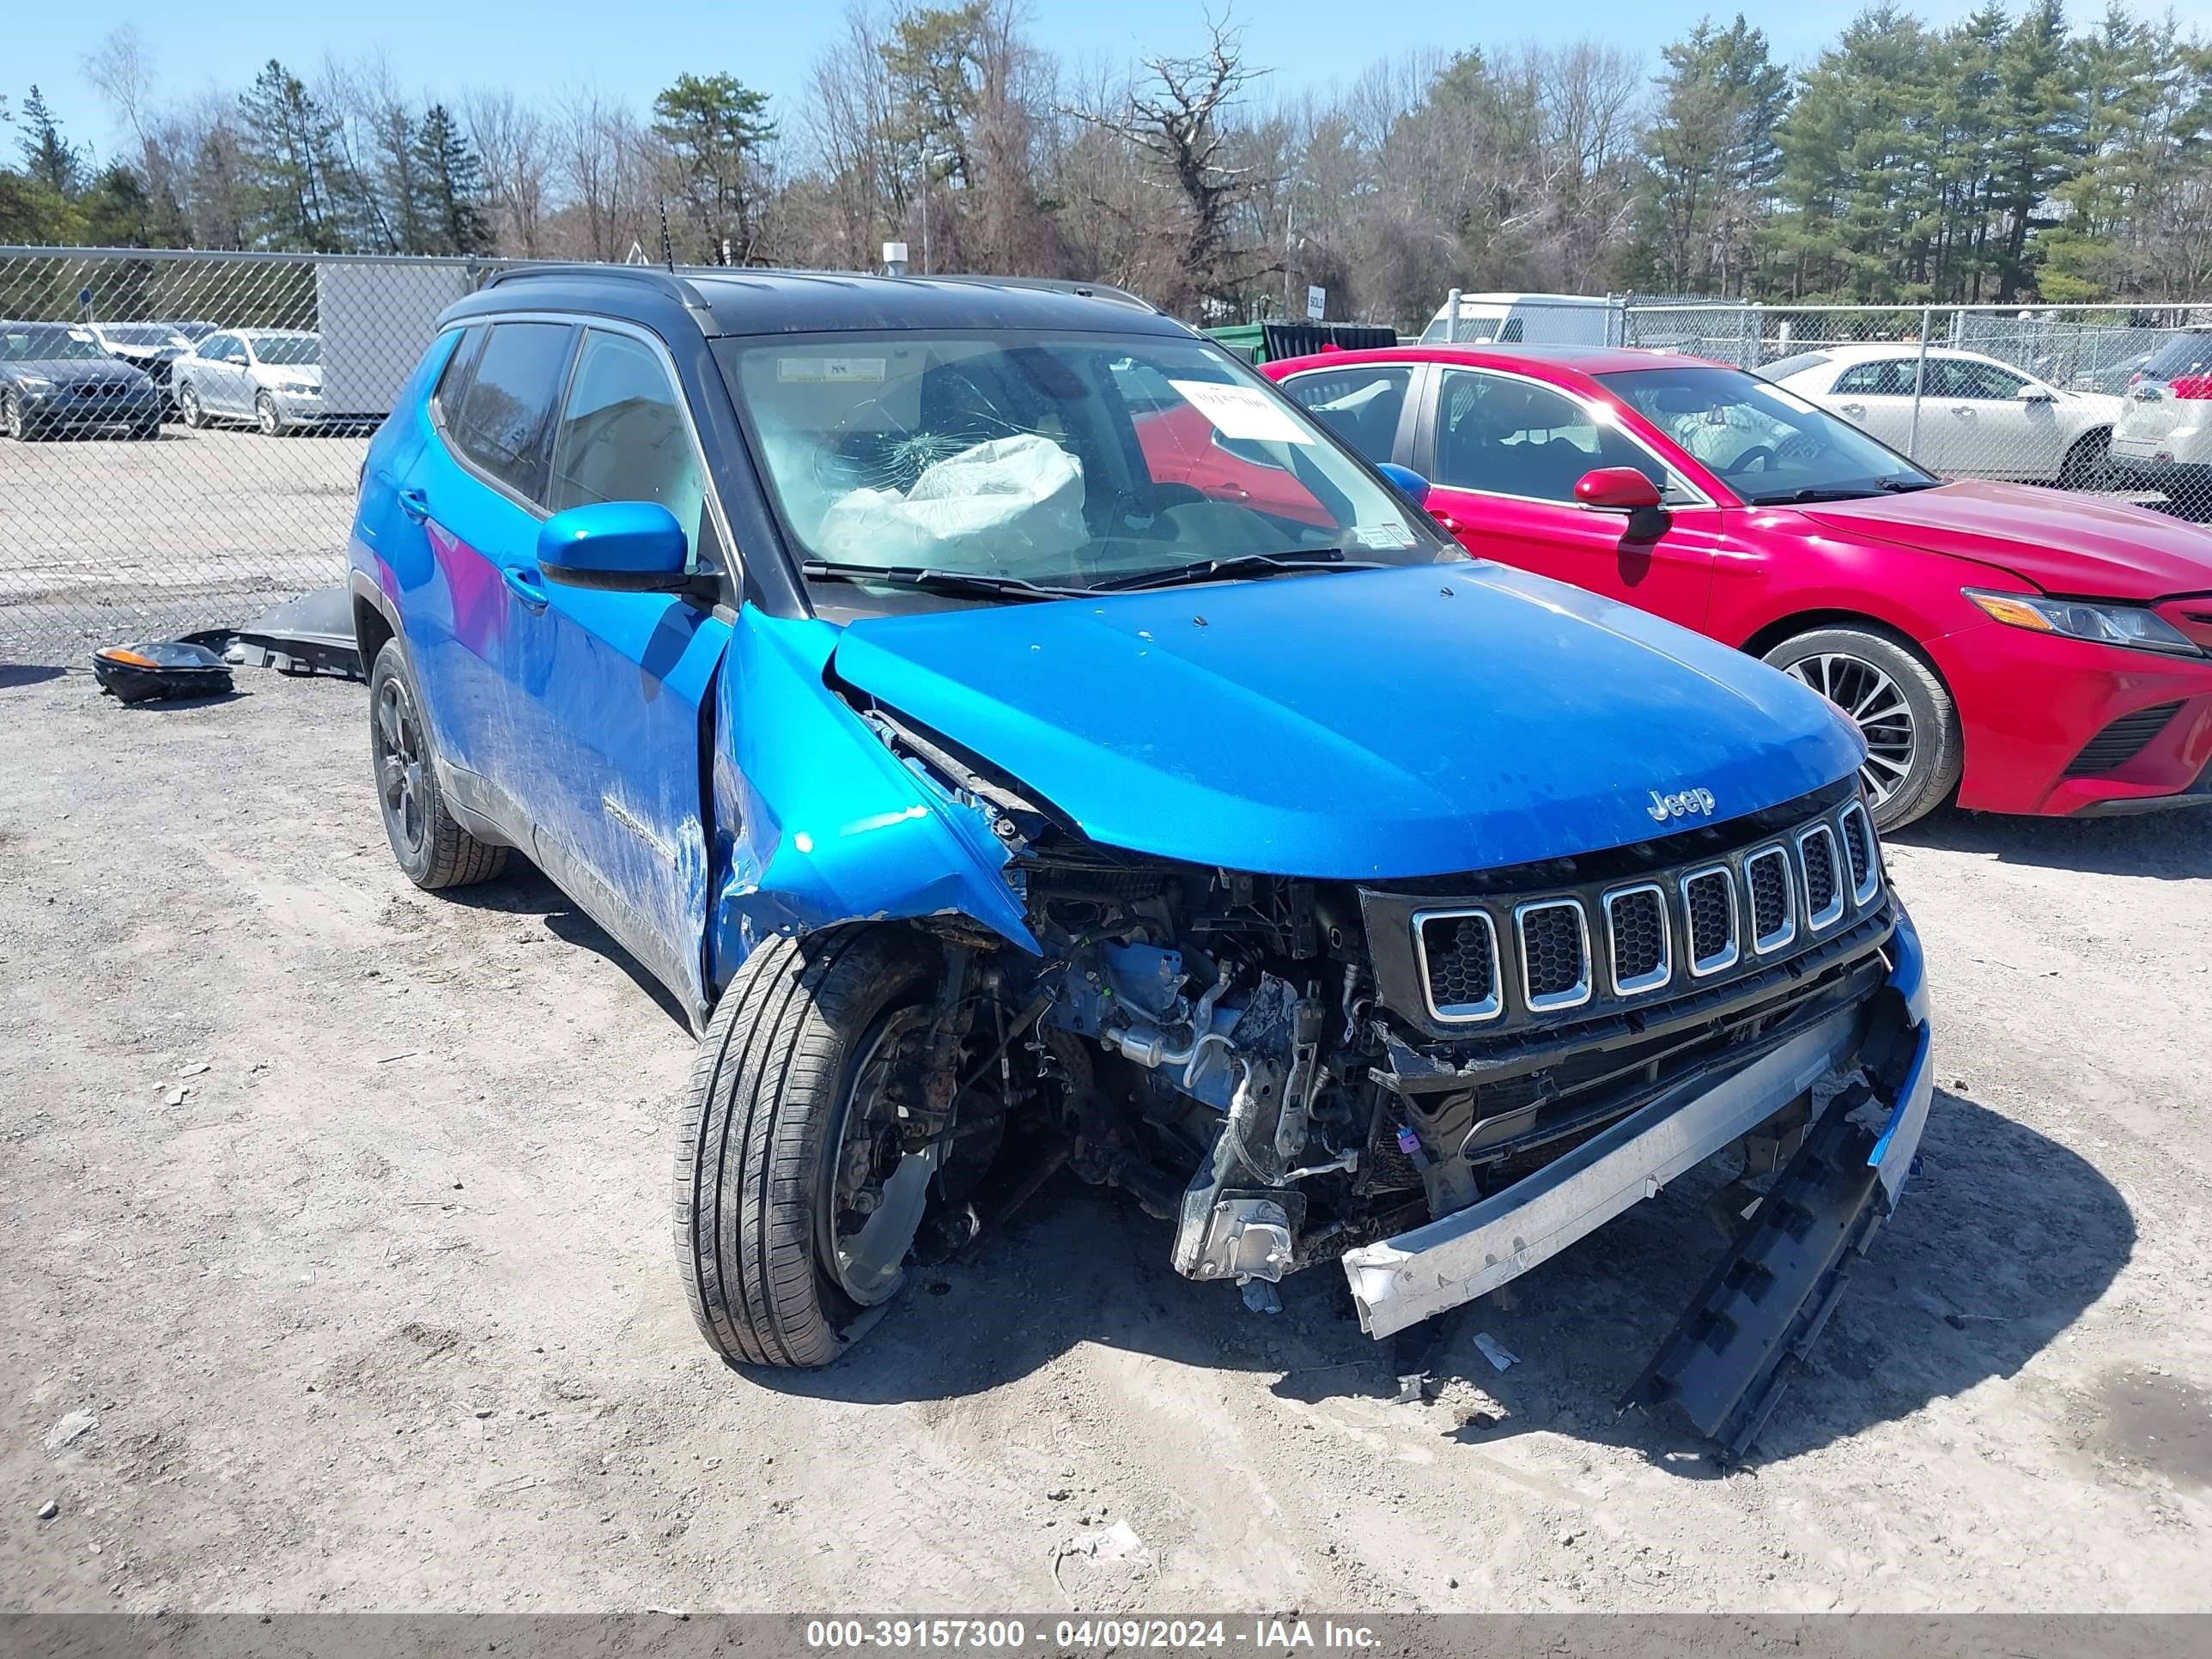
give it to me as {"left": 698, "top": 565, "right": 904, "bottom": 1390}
{"left": 897, "top": 727, "right": 1931, "bottom": 1453}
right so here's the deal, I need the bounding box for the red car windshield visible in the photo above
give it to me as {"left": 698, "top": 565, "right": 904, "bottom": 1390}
{"left": 1600, "top": 363, "right": 1938, "bottom": 504}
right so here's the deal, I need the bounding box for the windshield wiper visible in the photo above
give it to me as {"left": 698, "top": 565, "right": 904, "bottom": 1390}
{"left": 1747, "top": 476, "right": 1942, "bottom": 507}
{"left": 1086, "top": 550, "right": 1390, "bottom": 592}
{"left": 800, "top": 560, "right": 1091, "bottom": 602}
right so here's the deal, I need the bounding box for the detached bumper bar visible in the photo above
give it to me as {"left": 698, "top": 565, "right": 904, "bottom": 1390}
{"left": 1340, "top": 913, "right": 1933, "bottom": 1445}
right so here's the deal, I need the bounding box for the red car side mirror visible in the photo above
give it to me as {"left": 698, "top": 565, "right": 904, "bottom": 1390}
{"left": 1574, "top": 466, "right": 1664, "bottom": 511}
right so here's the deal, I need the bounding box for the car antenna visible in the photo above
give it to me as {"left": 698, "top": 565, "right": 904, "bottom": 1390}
{"left": 657, "top": 198, "right": 677, "bottom": 274}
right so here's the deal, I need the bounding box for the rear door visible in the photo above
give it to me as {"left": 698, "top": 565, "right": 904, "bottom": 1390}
{"left": 1413, "top": 366, "right": 1719, "bottom": 631}
{"left": 398, "top": 318, "right": 578, "bottom": 811}
{"left": 1275, "top": 361, "right": 1420, "bottom": 467}
{"left": 1823, "top": 357, "right": 1921, "bottom": 453}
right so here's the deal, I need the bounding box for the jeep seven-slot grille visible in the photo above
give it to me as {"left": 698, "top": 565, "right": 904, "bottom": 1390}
{"left": 1402, "top": 795, "right": 1884, "bottom": 1026}
{"left": 1745, "top": 848, "right": 1794, "bottom": 951}
{"left": 1517, "top": 901, "right": 1589, "bottom": 1008}
{"left": 1416, "top": 911, "right": 1499, "bottom": 1018}
{"left": 1606, "top": 886, "right": 1668, "bottom": 993}
{"left": 1838, "top": 803, "right": 1878, "bottom": 902}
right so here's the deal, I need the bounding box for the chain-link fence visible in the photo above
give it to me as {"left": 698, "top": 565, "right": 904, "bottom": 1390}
{"left": 0, "top": 247, "right": 525, "bottom": 665}
{"left": 10, "top": 255, "right": 2212, "bottom": 666}
{"left": 1619, "top": 299, "right": 2212, "bottom": 517}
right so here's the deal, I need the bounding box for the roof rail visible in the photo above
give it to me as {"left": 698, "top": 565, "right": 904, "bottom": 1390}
{"left": 923, "top": 273, "right": 1158, "bottom": 313}
{"left": 478, "top": 262, "right": 715, "bottom": 313}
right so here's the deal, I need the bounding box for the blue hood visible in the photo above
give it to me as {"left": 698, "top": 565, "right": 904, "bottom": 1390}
{"left": 829, "top": 562, "right": 1863, "bottom": 880}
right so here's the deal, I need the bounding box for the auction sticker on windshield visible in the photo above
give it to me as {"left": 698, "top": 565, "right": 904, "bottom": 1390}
{"left": 1170, "top": 380, "right": 1315, "bottom": 444}
{"left": 778, "top": 356, "right": 888, "bottom": 383}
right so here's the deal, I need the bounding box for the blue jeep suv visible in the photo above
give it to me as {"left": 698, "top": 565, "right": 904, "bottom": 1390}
{"left": 348, "top": 265, "right": 1933, "bottom": 1453}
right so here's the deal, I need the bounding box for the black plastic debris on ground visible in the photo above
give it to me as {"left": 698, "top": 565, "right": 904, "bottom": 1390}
{"left": 91, "top": 639, "right": 234, "bottom": 704}
{"left": 228, "top": 587, "right": 362, "bottom": 679}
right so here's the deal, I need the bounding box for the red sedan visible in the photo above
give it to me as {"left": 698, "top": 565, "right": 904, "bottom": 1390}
{"left": 1251, "top": 344, "right": 2212, "bottom": 828}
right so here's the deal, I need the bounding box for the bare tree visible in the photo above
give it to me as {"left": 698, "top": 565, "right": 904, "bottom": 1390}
{"left": 466, "top": 88, "right": 552, "bottom": 257}
{"left": 1068, "top": 16, "right": 1271, "bottom": 316}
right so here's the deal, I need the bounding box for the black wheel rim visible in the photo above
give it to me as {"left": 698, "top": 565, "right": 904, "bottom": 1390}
{"left": 374, "top": 676, "right": 428, "bottom": 856}
{"left": 819, "top": 1004, "right": 939, "bottom": 1306}
{"left": 1783, "top": 651, "right": 1917, "bottom": 808}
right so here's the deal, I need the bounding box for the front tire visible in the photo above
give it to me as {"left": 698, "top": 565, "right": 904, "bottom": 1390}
{"left": 3, "top": 392, "right": 33, "bottom": 441}
{"left": 255, "top": 392, "right": 287, "bottom": 436}
{"left": 677, "top": 926, "right": 947, "bottom": 1369}
{"left": 367, "top": 641, "right": 507, "bottom": 890}
{"left": 178, "top": 383, "right": 207, "bottom": 428}
{"left": 1764, "top": 625, "right": 1962, "bottom": 830}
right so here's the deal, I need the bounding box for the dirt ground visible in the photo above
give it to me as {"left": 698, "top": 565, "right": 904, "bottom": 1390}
{"left": 3, "top": 663, "right": 2209, "bottom": 1616}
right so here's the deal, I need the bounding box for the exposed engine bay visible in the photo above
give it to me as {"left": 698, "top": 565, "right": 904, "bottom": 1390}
{"left": 854, "top": 701, "right": 1916, "bottom": 1378}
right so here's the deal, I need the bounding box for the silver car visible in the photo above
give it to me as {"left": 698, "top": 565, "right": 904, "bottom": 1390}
{"left": 173, "top": 329, "right": 329, "bottom": 435}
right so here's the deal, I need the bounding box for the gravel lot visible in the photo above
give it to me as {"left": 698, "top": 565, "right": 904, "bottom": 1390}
{"left": 2, "top": 665, "right": 2209, "bottom": 1614}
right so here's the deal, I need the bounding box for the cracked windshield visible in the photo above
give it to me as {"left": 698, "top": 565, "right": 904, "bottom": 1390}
{"left": 718, "top": 331, "right": 1457, "bottom": 592}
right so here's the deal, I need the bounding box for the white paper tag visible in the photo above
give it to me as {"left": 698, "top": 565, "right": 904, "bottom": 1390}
{"left": 777, "top": 356, "right": 886, "bottom": 384}
{"left": 1169, "top": 380, "right": 1315, "bottom": 445}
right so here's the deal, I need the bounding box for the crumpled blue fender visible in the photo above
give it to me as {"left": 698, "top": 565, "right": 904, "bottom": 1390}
{"left": 705, "top": 606, "right": 1040, "bottom": 997}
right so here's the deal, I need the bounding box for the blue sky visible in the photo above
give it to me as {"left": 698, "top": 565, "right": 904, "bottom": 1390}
{"left": 15, "top": 0, "right": 2212, "bottom": 163}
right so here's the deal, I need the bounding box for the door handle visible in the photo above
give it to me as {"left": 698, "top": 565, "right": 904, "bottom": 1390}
{"left": 397, "top": 488, "right": 430, "bottom": 523}
{"left": 1839, "top": 402, "right": 1865, "bottom": 415}
{"left": 500, "top": 564, "right": 550, "bottom": 610}
{"left": 1431, "top": 509, "right": 1464, "bottom": 534}
{"left": 1950, "top": 404, "right": 1972, "bottom": 415}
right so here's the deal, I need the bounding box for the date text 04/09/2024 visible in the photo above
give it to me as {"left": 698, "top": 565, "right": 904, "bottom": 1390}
{"left": 801, "top": 1620, "right": 1382, "bottom": 1650}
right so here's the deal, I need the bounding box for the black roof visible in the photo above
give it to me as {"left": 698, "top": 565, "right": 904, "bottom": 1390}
{"left": 448, "top": 265, "right": 1191, "bottom": 342}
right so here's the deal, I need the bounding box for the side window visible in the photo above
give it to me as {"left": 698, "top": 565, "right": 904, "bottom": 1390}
{"left": 204, "top": 334, "right": 236, "bottom": 362}
{"left": 1833, "top": 360, "right": 1915, "bottom": 397}
{"left": 431, "top": 325, "right": 486, "bottom": 426}
{"left": 1432, "top": 369, "right": 1605, "bottom": 502}
{"left": 449, "top": 321, "right": 575, "bottom": 505}
{"left": 1931, "top": 359, "right": 2025, "bottom": 400}
{"left": 547, "top": 330, "right": 716, "bottom": 568}
{"left": 1279, "top": 365, "right": 1413, "bottom": 464}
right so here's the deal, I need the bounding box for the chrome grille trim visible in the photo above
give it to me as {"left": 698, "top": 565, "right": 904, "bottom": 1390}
{"left": 1796, "top": 823, "right": 1846, "bottom": 932}
{"left": 1838, "top": 800, "right": 1881, "bottom": 907}
{"left": 1604, "top": 883, "right": 1673, "bottom": 997}
{"left": 1679, "top": 865, "right": 1740, "bottom": 978}
{"left": 1412, "top": 907, "right": 1503, "bottom": 1024}
{"left": 1744, "top": 845, "right": 1797, "bottom": 954}
{"left": 1514, "top": 897, "right": 1592, "bottom": 1012}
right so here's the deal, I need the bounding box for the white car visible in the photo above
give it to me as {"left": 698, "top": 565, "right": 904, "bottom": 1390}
{"left": 2107, "top": 331, "right": 2212, "bottom": 499}
{"left": 173, "top": 328, "right": 328, "bottom": 435}
{"left": 1759, "top": 343, "right": 2121, "bottom": 488}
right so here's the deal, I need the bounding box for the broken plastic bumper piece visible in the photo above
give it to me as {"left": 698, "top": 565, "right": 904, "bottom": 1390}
{"left": 1340, "top": 912, "right": 1932, "bottom": 1451}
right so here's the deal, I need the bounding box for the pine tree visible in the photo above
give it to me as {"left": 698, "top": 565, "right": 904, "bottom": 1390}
{"left": 412, "top": 104, "right": 490, "bottom": 255}
{"left": 653, "top": 72, "right": 777, "bottom": 264}
{"left": 1636, "top": 16, "right": 1790, "bottom": 295}
{"left": 17, "top": 85, "right": 82, "bottom": 196}
{"left": 237, "top": 60, "right": 344, "bottom": 251}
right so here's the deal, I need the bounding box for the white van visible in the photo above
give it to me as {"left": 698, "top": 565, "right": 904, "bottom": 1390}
{"left": 1418, "top": 291, "right": 1620, "bottom": 347}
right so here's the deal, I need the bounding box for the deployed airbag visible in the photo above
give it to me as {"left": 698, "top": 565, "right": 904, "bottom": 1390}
{"left": 816, "top": 433, "right": 1086, "bottom": 569}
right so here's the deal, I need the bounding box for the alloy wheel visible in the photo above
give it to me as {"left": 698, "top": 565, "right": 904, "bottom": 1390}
{"left": 179, "top": 386, "right": 204, "bottom": 428}
{"left": 1782, "top": 651, "right": 1917, "bottom": 809}
{"left": 2, "top": 393, "right": 20, "bottom": 440}
{"left": 373, "top": 677, "right": 428, "bottom": 859}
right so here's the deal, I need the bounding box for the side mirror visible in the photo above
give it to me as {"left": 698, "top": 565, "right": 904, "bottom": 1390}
{"left": 1574, "top": 466, "right": 1664, "bottom": 511}
{"left": 2016, "top": 386, "right": 2057, "bottom": 404}
{"left": 1375, "top": 462, "right": 1432, "bottom": 507}
{"left": 538, "top": 501, "right": 696, "bottom": 594}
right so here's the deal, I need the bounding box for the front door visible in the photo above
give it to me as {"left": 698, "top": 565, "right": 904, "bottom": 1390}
{"left": 1917, "top": 357, "right": 2062, "bottom": 480}
{"left": 499, "top": 325, "right": 732, "bottom": 1024}
{"left": 1415, "top": 367, "right": 1717, "bottom": 632}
